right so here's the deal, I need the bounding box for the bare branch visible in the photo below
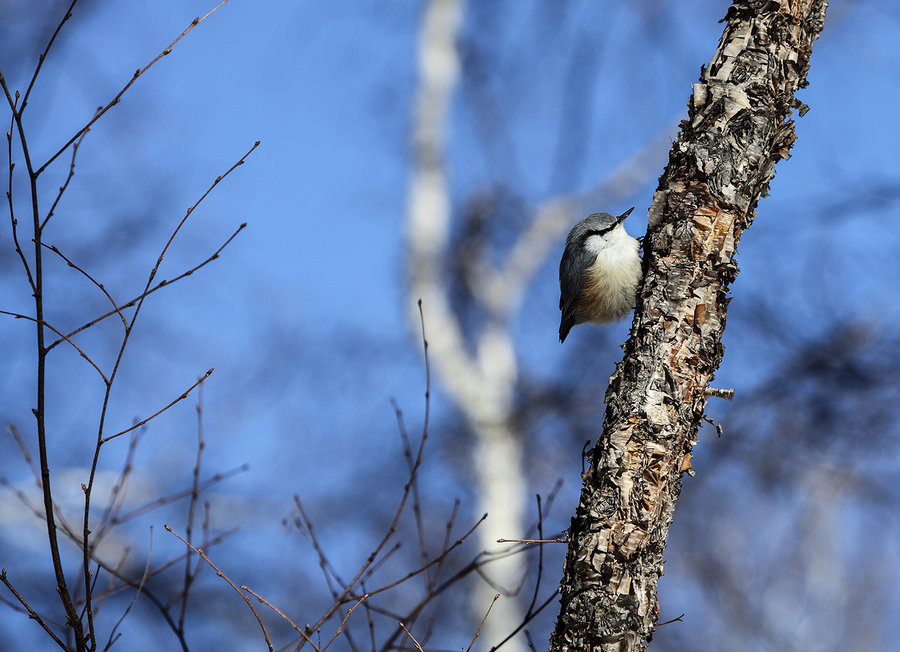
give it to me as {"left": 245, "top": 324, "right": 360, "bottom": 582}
{"left": 100, "top": 370, "right": 214, "bottom": 443}
{"left": 0, "top": 310, "right": 109, "bottom": 382}
{"left": 20, "top": 0, "right": 79, "bottom": 114}
{"left": 0, "top": 569, "right": 66, "bottom": 649}
{"left": 166, "top": 525, "right": 274, "bottom": 651}
{"left": 467, "top": 594, "right": 500, "bottom": 652}
{"left": 398, "top": 622, "right": 425, "bottom": 652}
{"left": 93, "top": 428, "right": 144, "bottom": 542}
{"left": 4, "top": 98, "right": 36, "bottom": 293}
{"left": 6, "top": 423, "right": 41, "bottom": 487}
{"left": 391, "top": 398, "right": 431, "bottom": 588}
{"left": 41, "top": 242, "right": 128, "bottom": 329}
{"left": 36, "top": 1, "right": 233, "bottom": 176}
{"left": 144, "top": 141, "right": 258, "bottom": 297}
{"left": 111, "top": 465, "right": 248, "bottom": 527}
{"left": 46, "top": 221, "right": 247, "bottom": 352}
{"left": 42, "top": 123, "right": 92, "bottom": 230}
{"left": 102, "top": 530, "right": 154, "bottom": 652}
{"left": 241, "top": 586, "right": 311, "bottom": 643}
{"left": 704, "top": 386, "right": 735, "bottom": 401}
{"left": 320, "top": 596, "right": 369, "bottom": 651}
{"left": 351, "top": 513, "right": 488, "bottom": 604}
{"left": 178, "top": 388, "right": 207, "bottom": 631}
{"left": 293, "top": 300, "right": 435, "bottom": 649}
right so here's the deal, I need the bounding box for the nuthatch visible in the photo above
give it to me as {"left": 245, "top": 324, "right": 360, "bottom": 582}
{"left": 558, "top": 207, "right": 642, "bottom": 342}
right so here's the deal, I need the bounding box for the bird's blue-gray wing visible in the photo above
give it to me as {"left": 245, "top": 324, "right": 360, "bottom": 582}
{"left": 559, "top": 242, "right": 594, "bottom": 341}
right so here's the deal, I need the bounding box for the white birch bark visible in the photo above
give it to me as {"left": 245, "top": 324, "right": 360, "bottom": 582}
{"left": 406, "top": 1, "right": 526, "bottom": 648}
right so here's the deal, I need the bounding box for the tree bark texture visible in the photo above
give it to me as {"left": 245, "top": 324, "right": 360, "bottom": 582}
{"left": 549, "top": 2, "right": 828, "bottom": 650}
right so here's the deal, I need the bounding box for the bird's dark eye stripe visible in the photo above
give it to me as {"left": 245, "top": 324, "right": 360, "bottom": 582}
{"left": 580, "top": 227, "right": 613, "bottom": 242}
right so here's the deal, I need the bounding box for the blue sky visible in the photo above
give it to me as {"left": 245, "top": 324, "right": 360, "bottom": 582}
{"left": 2, "top": 1, "right": 900, "bottom": 649}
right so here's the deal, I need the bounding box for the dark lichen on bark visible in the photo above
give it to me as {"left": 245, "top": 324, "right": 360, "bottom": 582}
{"left": 550, "top": 2, "right": 829, "bottom": 651}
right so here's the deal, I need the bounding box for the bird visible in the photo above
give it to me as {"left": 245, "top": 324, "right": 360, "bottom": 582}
{"left": 558, "top": 207, "right": 642, "bottom": 343}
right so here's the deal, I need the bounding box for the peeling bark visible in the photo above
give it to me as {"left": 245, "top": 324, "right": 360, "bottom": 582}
{"left": 549, "top": 2, "right": 828, "bottom": 650}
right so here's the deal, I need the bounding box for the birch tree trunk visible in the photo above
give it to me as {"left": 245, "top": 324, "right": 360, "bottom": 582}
{"left": 406, "top": 1, "right": 527, "bottom": 649}
{"left": 550, "top": 2, "right": 829, "bottom": 650}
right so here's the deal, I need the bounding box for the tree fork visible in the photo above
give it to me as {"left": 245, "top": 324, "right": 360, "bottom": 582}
{"left": 549, "top": 2, "right": 828, "bottom": 650}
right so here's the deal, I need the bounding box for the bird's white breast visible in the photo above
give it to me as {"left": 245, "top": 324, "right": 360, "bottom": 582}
{"left": 580, "top": 225, "right": 641, "bottom": 323}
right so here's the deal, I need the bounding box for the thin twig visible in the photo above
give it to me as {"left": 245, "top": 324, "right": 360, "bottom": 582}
{"left": 392, "top": 399, "right": 431, "bottom": 589}
{"left": 0, "top": 310, "right": 109, "bottom": 382}
{"left": 377, "top": 517, "right": 491, "bottom": 652}
{"left": 111, "top": 465, "right": 248, "bottom": 526}
{"left": 242, "top": 586, "right": 311, "bottom": 642}
{"left": 467, "top": 594, "right": 500, "bottom": 652}
{"left": 41, "top": 242, "right": 127, "bottom": 328}
{"left": 359, "top": 579, "right": 377, "bottom": 652}
{"left": 0, "top": 569, "right": 66, "bottom": 649}
{"left": 41, "top": 124, "right": 92, "bottom": 230}
{"left": 166, "top": 525, "right": 274, "bottom": 651}
{"left": 295, "top": 301, "right": 435, "bottom": 650}
{"left": 657, "top": 613, "right": 685, "bottom": 627}
{"left": 360, "top": 542, "right": 403, "bottom": 584}
{"left": 356, "top": 514, "right": 486, "bottom": 604}
{"left": 94, "top": 427, "right": 143, "bottom": 543}
{"left": 526, "top": 496, "right": 544, "bottom": 617}
{"left": 98, "top": 528, "right": 238, "bottom": 604}
{"left": 9, "top": 462, "right": 237, "bottom": 652}
{"left": 431, "top": 498, "right": 459, "bottom": 592}
{"left": 6, "top": 424, "right": 41, "bottom": 487}
{"left": 420, "top": 615, "right": 437, "bottom": 650}
{"left": 100, "top": 370, "right": 213, "bottom": 443}
{"left": 532, "top": 479, "right": 563, "bottom": 533}
{"left": 177, "top": 386, "right": 207, "bottom": 630}
{"left": 398, "top": 623, "right": 424, "bottom": 652}
{"left": 4, "top": 97, "right": 36, "bottom": 293}
{"left": 36, "top": 1, "right": 233, "bottom": 176}
{"left": 80, "top": 133, "right": 234, "bottom": 621}
{"left": 0, "top": 477, "right": 44, "bottom": 521}
{"left": 704, "top": 387, "right": 735, "bottom": 401}
{"left": 94, "top": 546, "right": 130, "bottom": 613}
{"left": 103, "top": 530, "right": 154, "bottom": 652}
{"left": 296, "top": 501, "right": 363, "bottom": 652}
{"left": 79, "top": 563, "right": 102, "bottom": 622}
{"left": 487, "top": 592, "right": 558, "bottom": 652}
{"left": 320, "top": 595, "right": 369, "bottom": 651}
{"left": 143, "top": 142, "right": 258, "bottom": 301}
{"left": 48, "top": 222, "right": 247, "bottom": 351}
{"left": 19, "top": 0, "right": 79, "bottom": 114}
{"left": 178, "top": 500, "right": 214, "bottom": 612}
{"left": 351, "top": 556, "right": 508, "bottom": 650}
{"left": 47, "top": 222, "right": 247, "bottom": 351}
{"left": 294, "top": 497, "right": 345, "bottom": 602}
{"left": 80, "top": 141, "right": 254, "bottom": 632}
{"left": 496, "top": 538, "right": 566, "bottom": 544}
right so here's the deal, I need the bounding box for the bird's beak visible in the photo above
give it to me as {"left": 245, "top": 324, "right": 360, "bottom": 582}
{"left": 617, "top": 207, "right": 635, "bottom": 224}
